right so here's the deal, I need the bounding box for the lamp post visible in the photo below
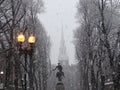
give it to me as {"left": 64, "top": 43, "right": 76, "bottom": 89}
{"left": 28, "top": 34, "right": 36, "bottom": 90}
{"left": 0, "top": 71, "right": 4, "bottom": 90}
{"left": 17, "top": 33, "right": 36, "bottom": 90}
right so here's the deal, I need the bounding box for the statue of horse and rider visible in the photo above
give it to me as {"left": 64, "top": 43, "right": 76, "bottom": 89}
{"left": 53, "top": 63, "right": 64, "bottom": 81}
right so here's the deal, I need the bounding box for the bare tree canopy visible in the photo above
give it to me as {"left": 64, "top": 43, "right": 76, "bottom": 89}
{"left": 75, "top": 0, "right": 120, "bottom": 90}
{"left": 0, "top": 0, "right": 51, "bottom": 90}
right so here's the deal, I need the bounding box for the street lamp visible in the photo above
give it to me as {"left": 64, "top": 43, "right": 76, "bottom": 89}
{"left": 0, "top": 71, "right": 4, "bottom": 90}
{"left": 17, "top": 33, "right": 36, "bottom": 90}
{"left": 0, "top": 71, "right": 4, "bottom": 75}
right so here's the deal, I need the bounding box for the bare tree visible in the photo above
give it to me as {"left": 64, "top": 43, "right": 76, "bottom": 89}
{"left": 0, "top": 0, "right": 51, "bottom": 90}
{"left": 75, "top": 0, "right": 120, "bottom": 90}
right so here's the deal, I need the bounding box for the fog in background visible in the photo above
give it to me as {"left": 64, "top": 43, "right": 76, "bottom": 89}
{"left": 38, "top": 0, "right": 78, "bottom": 64}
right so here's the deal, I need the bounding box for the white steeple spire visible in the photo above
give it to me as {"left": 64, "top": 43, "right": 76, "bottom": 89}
{"left": 58, "top": 28, "right": 69, "bottom": 65}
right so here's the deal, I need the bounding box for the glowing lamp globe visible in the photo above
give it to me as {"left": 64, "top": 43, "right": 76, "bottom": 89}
{"left": 17, "top": 33, "right": 25, "bottom": 43}
{"left": 28, "top": 35, "right": 36, "bottom": 44}
{"left": 0, "top": 71, "right": 4, "bottom": 74}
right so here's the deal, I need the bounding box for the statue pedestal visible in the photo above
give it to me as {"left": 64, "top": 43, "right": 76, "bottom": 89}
{"left": 56, "top": 82, "right": 65, "bottom": 90}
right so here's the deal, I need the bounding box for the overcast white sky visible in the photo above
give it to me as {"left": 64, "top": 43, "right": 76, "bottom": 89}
{"left": 38, "top": 0, "right": 78, "bottom": 64}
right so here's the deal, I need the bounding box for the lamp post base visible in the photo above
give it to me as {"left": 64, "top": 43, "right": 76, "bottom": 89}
{"left": 56, "top": 82, "right": 65, "bottom": 90}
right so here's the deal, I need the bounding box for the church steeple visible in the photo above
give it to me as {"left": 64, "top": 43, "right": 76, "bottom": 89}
{"left": 58, "top": 29, "right": 69, "bottom": 65}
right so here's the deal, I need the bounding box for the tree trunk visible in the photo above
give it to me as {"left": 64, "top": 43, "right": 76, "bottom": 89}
{"left": 91, "top": 65, "right": 96, "bottom": 90}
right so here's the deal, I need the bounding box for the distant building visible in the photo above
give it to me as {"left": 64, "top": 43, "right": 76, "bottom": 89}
{"left": 58, "top": 30, "right": 69, "bottom": 66}
{"left": 58, "top": 30, "right": 76, "bottom": 90}
{"left": 47, "top": 30, "right": 77, "bottom": 90}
